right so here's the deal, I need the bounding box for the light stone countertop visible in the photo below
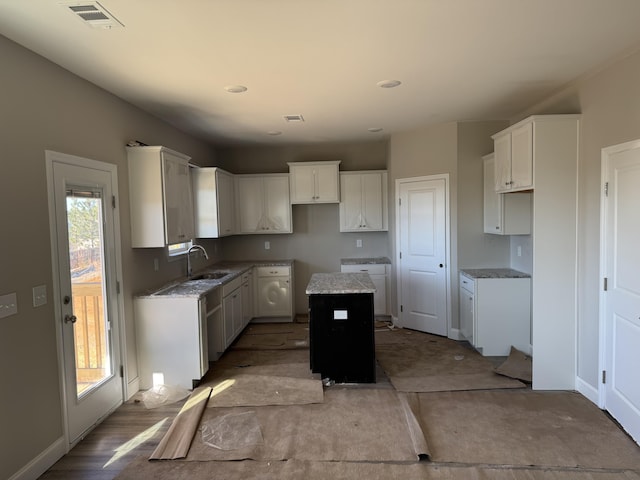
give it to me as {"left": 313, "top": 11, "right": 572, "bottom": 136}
{"left": 460, "top": 268, "right": 530, "bottom": 279}
{"left": 306, "top": 272, "right": 377, "bottom": 295}
{"left": 137, "top": 259, "right": 294, "bottom": 298}
{"left": 340, "top": 256, "right": 392, "bottom": 265}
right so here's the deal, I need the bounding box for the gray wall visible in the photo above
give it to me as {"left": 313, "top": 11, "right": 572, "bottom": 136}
{"left": 515, "top": 47, "right": 640, "bottom": 391}
{"left": 215, "top": 142, "right": 391, "bottom": 314}
{"left": 0, "top": 35, "right": 220, "bottom": 480}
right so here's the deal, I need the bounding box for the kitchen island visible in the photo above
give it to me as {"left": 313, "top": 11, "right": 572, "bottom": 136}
{"left": 306, "top": 272, "right": 376, "bottom": 383}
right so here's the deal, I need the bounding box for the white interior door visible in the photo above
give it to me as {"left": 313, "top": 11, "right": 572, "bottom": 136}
{"left": 47, "top": 151, "right": 124, "bottom": 446}
{"left": 601, "top": 140, "right": 640, "bottom": 444}
{"left": 397, "top": 176, "right": 448, "bottom": 336}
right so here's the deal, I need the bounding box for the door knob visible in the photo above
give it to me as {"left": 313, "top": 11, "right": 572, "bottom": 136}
{"left": 439, "top": 264, "right": 444, "bottom": 268}
{"left": 64, "top": 314, "right": 77, "bottom": 324}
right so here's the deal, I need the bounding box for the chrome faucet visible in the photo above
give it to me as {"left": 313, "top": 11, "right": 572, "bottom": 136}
{"left": 186, "top": 244, "right": 209, "bottom": 278}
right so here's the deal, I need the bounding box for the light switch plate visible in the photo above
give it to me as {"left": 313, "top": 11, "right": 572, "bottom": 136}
{"left": 33, "top": 285, "right": 47, "bottom": 307}
{"left": 0, "top": 292, "right": 18, "bottom": 318}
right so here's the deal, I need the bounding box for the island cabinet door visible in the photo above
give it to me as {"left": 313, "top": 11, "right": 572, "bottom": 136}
{"left": 308, "top": 293, "right": 375, "bottom": 383}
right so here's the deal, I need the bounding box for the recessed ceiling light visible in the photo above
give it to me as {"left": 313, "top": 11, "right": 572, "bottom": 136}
{"left": 224, "top": 85, "right": 247, "bottom": 93}
{"left": 368, "top": 127, "right": 383, "bottom": 133}
{"left": 284, "top": 114, "right": 304, "bottom": 122}
{"left": 267, "top": 131, "right": 282, "bottom": 136}
{"left": 376, "top": 79, "right": 402, "bottom": 88}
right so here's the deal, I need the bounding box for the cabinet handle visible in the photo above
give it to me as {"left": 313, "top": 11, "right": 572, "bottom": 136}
{"left": 495, "top": 226, "right": 500, "bottom": 230}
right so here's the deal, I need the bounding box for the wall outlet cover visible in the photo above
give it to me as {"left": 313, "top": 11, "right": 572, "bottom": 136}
{"left": 0, "top": 292, "right": 18, "bottom": 318}
{"left": 33, "top": 285, "right": 47, "bottom": 307}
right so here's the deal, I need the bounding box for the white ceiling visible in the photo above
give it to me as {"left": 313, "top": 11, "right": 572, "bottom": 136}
{"left": 2, "top": 0, "right": 640, "bottom": 146}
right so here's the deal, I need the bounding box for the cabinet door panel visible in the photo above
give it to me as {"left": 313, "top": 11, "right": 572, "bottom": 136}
{"left": 264, "top": 175, "right": 292, "bottom": 232}
{"left": 361, "top": 173, "right": 384, "bottom": 230}
{"left": 289, "top": 165, "right": 315, "bottom": 203}
{"left": 511, "top": 122, "right": 533, "bottom": 189}
{"left": 218, "top": 171, "right": 235, "bottom": 235}
{"left": 340, "top": 174, "right": 363, "bottom": 230}
{"left": 315, "top": 164, "right": 340, "bottom": 202}
{"left": 493, "top": 134, "right": 512, "bottom": 192}
{"left": 483, "top": 154, "right": 503, "bottom": 233}
{"left": 162, "top": 152, "right": 194, "bottom": 244}
{"left": 236, "top": 176, "right": 264, "bottom": 233}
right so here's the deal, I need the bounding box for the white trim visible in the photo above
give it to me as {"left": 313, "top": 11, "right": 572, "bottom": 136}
{"left": 448, "top": 328, "right": 464, "bottom": 341}
{"left": 395, "top": 174, "right": 451, "bottom": 336}
{"left": 45, "top": 150, "right": 127, "bottom": 449}
{"left": 8, "top": 437, "right": 65, "bottom": 480}
{"left": 126, "top": 376, "right": 140, "bottom": 401}
{"left": 598, "top": 138, "right": 640, "bottom": 409}
{"left": 576, "top": 376, "right": 600, "bottom": 406}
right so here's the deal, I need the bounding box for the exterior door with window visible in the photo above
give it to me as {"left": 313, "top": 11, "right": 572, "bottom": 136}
{"left": 47, "top": 151, "right": 123, "bottom": 445}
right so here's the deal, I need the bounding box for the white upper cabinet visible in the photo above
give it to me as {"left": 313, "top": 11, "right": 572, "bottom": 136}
{"left": 127, "top": 146, "right": 194, "bottom": 248}
{"left": 235, "top": 173, "right": 292, "bottom": 234}
{"left": 288, "top": 161, "right": 341, "bottom": 204}
{"left": 339, "top": 171, "right": 388, "bottom": 232}
{"left": 192, "top": 167, "right": 235, "bottom": 238}
{"left": 493, "top": 120, "right": 534, "bottom": 193}
{"left": 483, "top": 153, "right": 531, "bottom": 235}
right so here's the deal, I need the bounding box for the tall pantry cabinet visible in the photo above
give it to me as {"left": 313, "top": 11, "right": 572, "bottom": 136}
{"left": 491, "top": 114, "right": 580, "bottom": 391}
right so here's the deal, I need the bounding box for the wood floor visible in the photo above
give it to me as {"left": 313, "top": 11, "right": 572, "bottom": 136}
{"left": 38, "top": 397, "right": 185, "bottom": 480}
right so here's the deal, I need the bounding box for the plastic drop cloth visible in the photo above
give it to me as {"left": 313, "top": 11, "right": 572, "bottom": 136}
{"left": 141, "top": 384, "right": 190, "bottom": 409}
{"left": 201, "top": 411, "right": 263, "bottom": 451}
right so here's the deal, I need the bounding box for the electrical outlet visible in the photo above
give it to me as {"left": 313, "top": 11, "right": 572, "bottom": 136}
{"left": 153, "top": 258, "right": 159, "bottom": 271}
{"left": 33, "top": 285, "right": 47, "bottom": 307}
{"left": 0, "top": 292, "right": 18, "bottom": 319}
{"left": 264, "top": 241, "right": 270, "bottom": 250}
{"left": 517, "top": 246, "right": 522, "bottom": 257}
{"left": 356, "top": 239, "right": 362, "bottom": 248}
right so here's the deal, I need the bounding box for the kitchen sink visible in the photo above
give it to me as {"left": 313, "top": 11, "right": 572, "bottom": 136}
{"left": 189, "top": 271, "right": 229, "bottom": 280}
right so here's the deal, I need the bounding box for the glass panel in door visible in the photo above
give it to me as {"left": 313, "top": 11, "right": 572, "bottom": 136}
{"left": 66, "top": 189, "right": 112, "bottom": 398}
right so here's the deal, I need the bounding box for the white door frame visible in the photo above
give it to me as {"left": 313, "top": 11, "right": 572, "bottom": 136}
{"left": 45, "top": 150, "right": 127, "bottom": 450}
{"left": 598, "top": 139, "right": 640, "bottom": 409}
{"left": 395, "top": 174, "right": 452, "bottom": 335}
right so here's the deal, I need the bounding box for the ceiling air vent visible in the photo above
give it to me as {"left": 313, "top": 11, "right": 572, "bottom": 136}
{"left": 284, "top": 115, "right": 305, "bottom": 123}
{"left": 60, "top": 1, "right": 124, "bottom": 29}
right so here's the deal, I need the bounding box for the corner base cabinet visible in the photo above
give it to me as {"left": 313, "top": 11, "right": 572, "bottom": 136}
{"left": 459, "top": 271, "right": 531, "bottom": 356}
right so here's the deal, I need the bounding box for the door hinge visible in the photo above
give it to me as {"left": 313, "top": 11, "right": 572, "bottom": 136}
{"left": 400, "top": 305, "right": 403, "bottom": 313}
{"left": 112, "top": 195, "right": 116, "bottom": 208}
{"left": 399, "top": 198, "right": 402, "bottom": 206}
{"left": 120, "top": 365, "right": 124, "bottom": 378}
{"left": 604, "top": 182, "right": 609, "bottom": 197}
{"left": 399, "top": 252, "right": 402, "bottom": 259}
{"left": 603, "top": 277, "right": 608, "bottom": 291}
{"left": 602, "top": 370, "right": 606, "bottom": 384}
{"left": 116, "top": 281, "right": 121, "bottom": 294}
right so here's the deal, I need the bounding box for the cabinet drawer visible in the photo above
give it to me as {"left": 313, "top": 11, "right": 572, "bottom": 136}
{"left": 459, "top": 273, "right": 475, "bottom": 294}
{"left": 222, "top": 276, "right": 242, "bottom": 296}
{"left": 241, "top": 271, "right": 252, "bottom": 283}
{"left": 256, "top": 266, "right": 290, "bottom": 277}
{"left": 340, "top": 263, "right": 387, "bottom": 275}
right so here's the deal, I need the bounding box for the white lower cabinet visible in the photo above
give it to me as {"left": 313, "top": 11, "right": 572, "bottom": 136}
{"left": 135, "top": 295, "right": 209, "bottom": 390}
{"left": 459, "top": 272, "right": 531, "bottom": 356}
{"left": 222, "top": 276, "right": 243, "bottom": 348}
{"left": 340, "top": 263, "right": 389, "bottom": 316}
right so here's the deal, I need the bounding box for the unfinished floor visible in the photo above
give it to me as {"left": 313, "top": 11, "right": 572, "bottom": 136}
{"left": 39, "top": 320, "right": 640, "bottom": 480}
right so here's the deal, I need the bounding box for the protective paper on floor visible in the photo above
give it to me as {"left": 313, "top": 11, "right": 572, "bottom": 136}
{"left": 116, "top": 457, "right": 640, "bottom": 480}
{"left": 185, "top": 388, "right": 427, "bottom": 462}
{"left": 149, "top": 386, "right": 212, "bottom": 460}
{"left": 412, "top": 390, "right": 640, "bottom": 470}
{"left": 494, "top": 345, "right": 533, "bottom": 382}
{"left": 202, "top": 374, "right": 324, "bottom": 407}
{"left": 376, "top": 329, "right": 525, "bottom": 392}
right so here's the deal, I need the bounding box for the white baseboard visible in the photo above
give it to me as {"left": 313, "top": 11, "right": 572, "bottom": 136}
{"left": 576, "top": 376, "right": 600, "bottom": 406}
{"left": 9, "top": 436, "right": 66, "bottom": 480}
{"left": 126, "top": 376, "right": 140, "bottom": 400}
{"left": 448, "top": 328, "right": 464, "bottom": 341}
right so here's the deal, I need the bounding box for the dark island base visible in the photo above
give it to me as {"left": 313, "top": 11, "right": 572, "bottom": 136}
{"left": 308, "top": 292, "right": 376, "bottom": 383}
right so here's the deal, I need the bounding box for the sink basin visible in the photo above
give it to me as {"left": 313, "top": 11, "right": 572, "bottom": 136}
{"left": 189, "top": 272, "right": 229, "bottom": 280}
